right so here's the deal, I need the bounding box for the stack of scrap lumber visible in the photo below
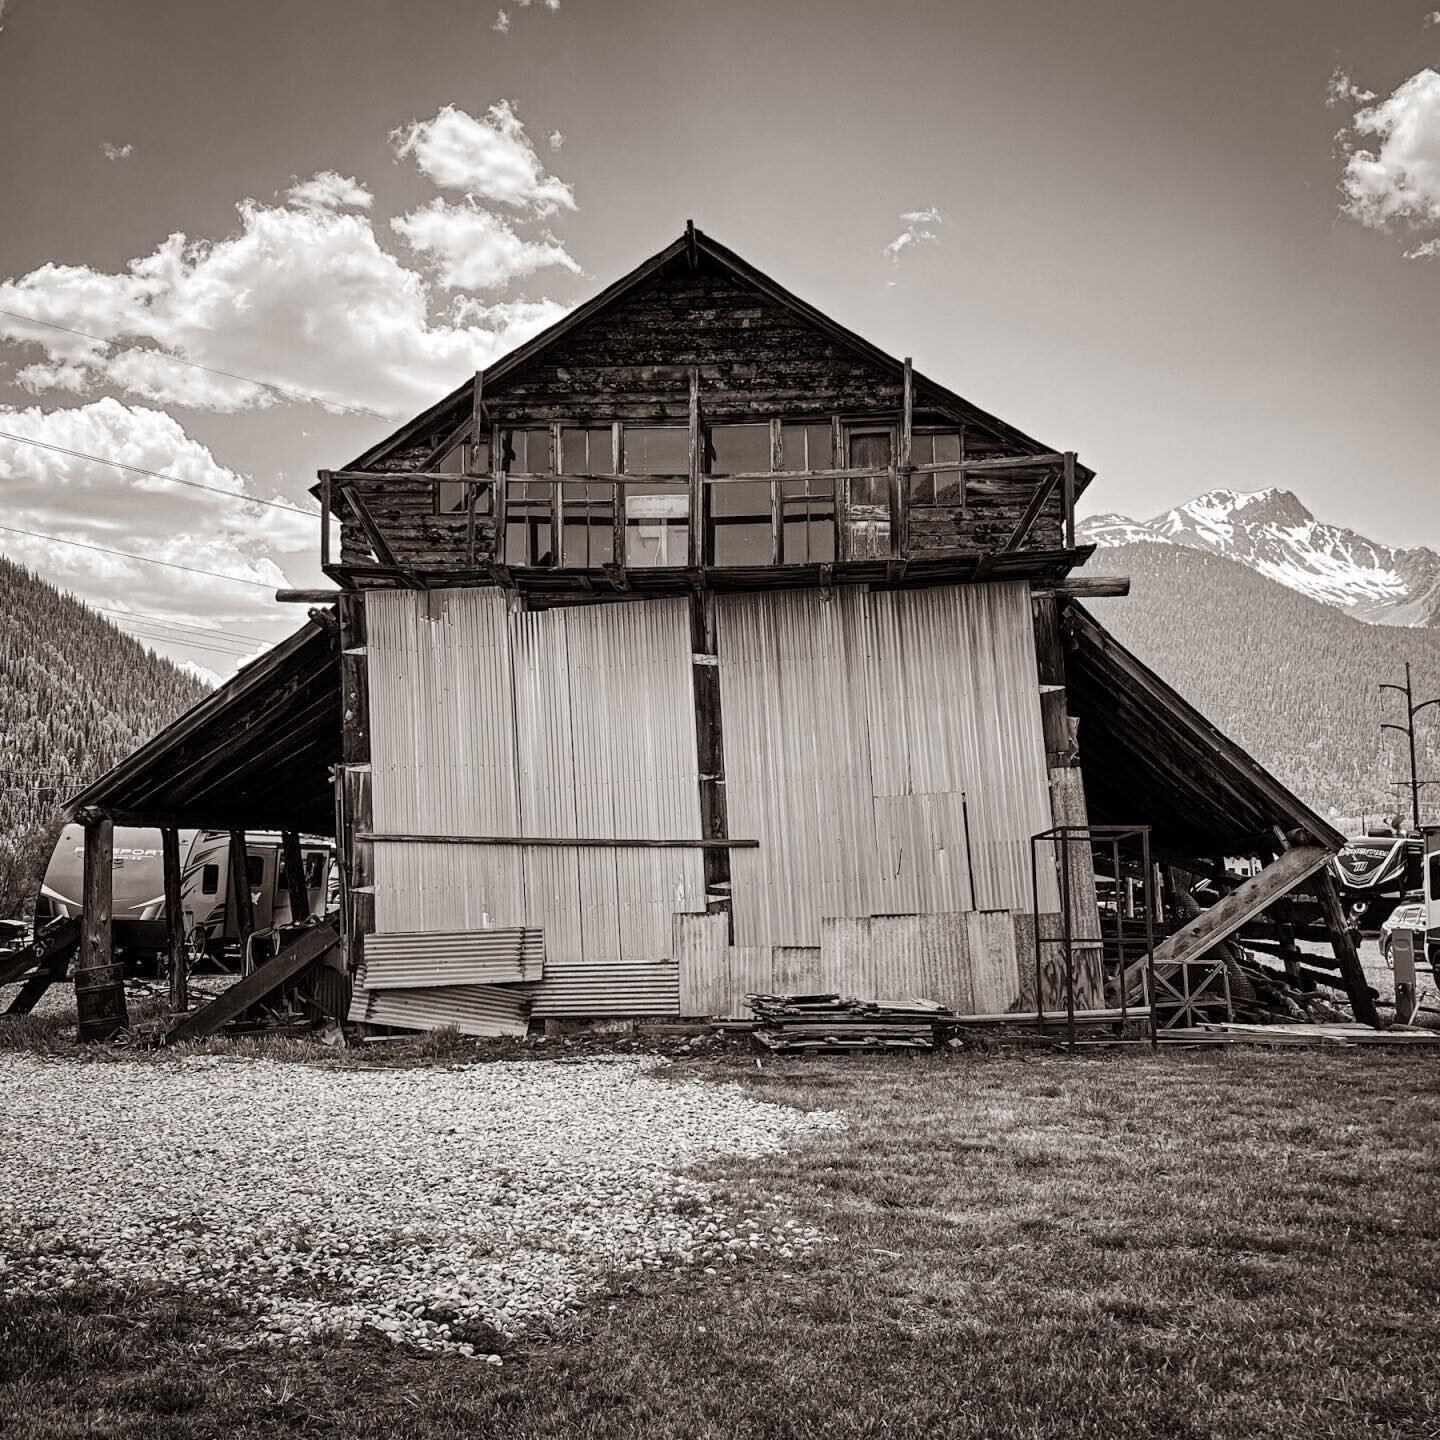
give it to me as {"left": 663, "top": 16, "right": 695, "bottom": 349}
{"left": 748, "top": 993, "right": 948, "bottom": 1053}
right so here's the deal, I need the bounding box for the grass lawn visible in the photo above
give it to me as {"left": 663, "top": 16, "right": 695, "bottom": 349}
{"left": 4, "top": 1046, "right": 1438, "bottom": 1439}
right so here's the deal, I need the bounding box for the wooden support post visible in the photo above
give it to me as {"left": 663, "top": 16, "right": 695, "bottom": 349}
{"left": 491, "top": 420, "right": 507, "bottom": 569}
{"left": 282, "top": 830, "right": 312, "bottom": 925}
{"left": 1062, "top": 451, "right": 1076, "bottom": 550}
{"left": 228, "top": 830, "right": 255, "bottom": 973}
{"left": 769, "top": 419, "right": 783, "bottom": 566}
{"left": 1315, "top": 868, "right": 1381, "bottom": 1027}
{"left": 162, "top": 827, "right": 187, "bottom": 1012}
{"left": 319, "top": 470, "right": 332, "bottom": 570}
{"left": 338, "top": 592, "right": 374, "bottom": 979}
{"left": 689, "top": 590, "right": 732, "bottom": 936}
{"left": 76, "top": 812, "right": 127, "bottom": 1042}
{"left": 687, "top": 366, "right": 703, "bottom": 568}
{"left": 899, "top": 358, "right": 913, "bottom": 557}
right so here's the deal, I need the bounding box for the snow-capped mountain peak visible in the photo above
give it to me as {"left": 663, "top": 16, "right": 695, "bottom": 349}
{"left": 1078, "top": 488, "right": 1440, "bottom": 627}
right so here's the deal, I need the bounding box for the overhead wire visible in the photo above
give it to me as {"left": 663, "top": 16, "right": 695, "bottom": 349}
{"left": 0, "top": 522, "right": 276, "bottom": 588}
{"left": 0, "top": 307, "right": 388, "bottom": 419}
{"left": 0, "top": 430, "right": 317, "bottom": 517}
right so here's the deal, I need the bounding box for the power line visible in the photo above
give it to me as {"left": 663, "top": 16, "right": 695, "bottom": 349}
{"left": 0, "top": 522, "right": 275, "bottom": 588}
{"left": 0, "top": 430, "right": 315, "bottom": 517}
{"left": 0, "top": 307, "right": 388, "bottom": 419}
{"left": 91, "top": 606, "right": 267, "bottom": 643}
{"left": 111, "top": 626, "right": 261, "bottom": 659}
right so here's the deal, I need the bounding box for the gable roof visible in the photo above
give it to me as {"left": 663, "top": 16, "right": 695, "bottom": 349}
{"left": 347, "top": 224, "right": 1095, "bottom": 491}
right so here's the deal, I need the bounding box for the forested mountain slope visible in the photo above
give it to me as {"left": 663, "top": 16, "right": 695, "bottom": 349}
{"left": 0, "top": 556, "right": 210, "bottom": 916}
{"left": 1081, "top": 543, "right": 1440, "bottom": 822}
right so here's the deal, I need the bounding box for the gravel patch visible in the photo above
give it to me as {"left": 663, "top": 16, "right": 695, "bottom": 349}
{"left": 0, "top": 1054, "right": 842, "bottom": 1358}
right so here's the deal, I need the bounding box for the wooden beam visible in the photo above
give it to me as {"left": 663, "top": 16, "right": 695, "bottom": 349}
{"left": 688, "top": 366, "right": 702, "bottom": 568}
{"left": 319, "top": 470, "right": 332, "bottom": 571}
{"left": 1314, "top": 868, "right": 1382, "bottom": 1027}
{"left": 76, "top": 813, "right": 127, "bottom": 1042}
{"left": 769, "top": 418, "right": 783, "bottom": 567}
{"left": 282, "top": 830, "right": 312, "bottom": 925}
{"left": 685, "top": 218, "right": 698, "bottom": 271}
{"left": 162, "top": 827, "right": 187, "bottom": 1012}
{"left": 228, "top": 830, "right": 255, "bottom": 970}
{"left": 1034, "top": 577, "right": 1130, "bottom": 600}
{"left": 166, "top": 919, "right": 340, "bottom": 1045}
{"left": 1126, "top": 844, "right": 1331, "bottom": 990}
{"left": 338, "top": 593, "right": 373, "bottom": 980}
{"left": 362, "top": 832, "right": 759, "bottom": 849}
{"left": 1001, "top": 466, "right": 1065, "bottom": 553}
{"left": 1063, "top": 451, "right": 1077, "bottom": 550}
{"left": 275, "top": 588, "right": 342, "bottom": 604}
{"left": 334, "top": 480, "right": 401, "bottom": 570}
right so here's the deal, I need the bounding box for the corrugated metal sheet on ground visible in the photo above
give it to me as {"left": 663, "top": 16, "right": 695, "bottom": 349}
{"left": 357, "top": 982, "right": 530, "bottom": 1037}
{"left": 525, "top": 961, "right": 680, "bottom": 1017}
{"left": 717, "top": 581, "right": 1060, "bottom": 950}
{"left": 363, "top": 928, "right": 544, "bottom": 990}
{"left": 365, "top": 589, "right": 706, "bottom": 958}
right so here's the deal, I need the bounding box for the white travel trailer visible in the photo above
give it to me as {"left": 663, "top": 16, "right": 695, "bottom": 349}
{"left": 38, "top": 826, "right": 333, "bottom": 969}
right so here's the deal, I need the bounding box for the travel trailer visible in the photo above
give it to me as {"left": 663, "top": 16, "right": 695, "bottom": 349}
{"left": 1330, "top": 829, "right": 1422, "bottom": 929}
{"left": 38, "top": 826, "right": 332, "bottom": 969}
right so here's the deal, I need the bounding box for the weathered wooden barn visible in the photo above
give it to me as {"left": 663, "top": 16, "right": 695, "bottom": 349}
{"left": 58, "top": 225, "right": 1374, "bottom": 1042}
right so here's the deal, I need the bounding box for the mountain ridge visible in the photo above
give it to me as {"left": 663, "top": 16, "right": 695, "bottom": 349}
{"left": 1080, "top": 487, "right": 1440, "bottom": 627}
{"left": 0, "top": 555, "right": 210, "bottom": 916}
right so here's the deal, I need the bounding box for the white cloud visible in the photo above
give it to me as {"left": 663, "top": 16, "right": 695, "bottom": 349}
{"left": 0, "top": 399, "right": 311, "bottom": 631}
{"left": 0, "top": 195, "right": 572, "bottom": 418}
{"left": 391, "top": 102, "right": 576, "bottom": 214}
{"left": 1326, "top": 68, "right": 1375, "bottom": 108}
{"left": 1426, "top": 11, "right": 1440, "bottom": 27}
{"left": 492, "top": 8, "right": 510, "bottom": 32}
{"left": 543, "top": 0, "right": 560, "bottom": 9}
{"left": 100, "top": 142, "right": 133, "bottom": 161}
{"left": 1337, "top": 68, "right": 1440, "bottom": 249}
{"left": 549, "top": 130, "right": 564, "bottom": 151}
{"left": 391, "top": 200, "right": 580, "bottom": 290}
{"left": 883, "top": 207, "right": 943, "bottom": 263}
{"left": 1405, "top": 237, "right": 1440, "bottom": 258}
{"left": 284, "top": 170, "right": 373, "bottom": 213}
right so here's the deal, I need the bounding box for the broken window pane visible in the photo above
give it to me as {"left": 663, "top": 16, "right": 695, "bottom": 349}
{"left": 504, "top": 428, "right": 551, "bottom": 475}
{"left": 909, "top": 431, "right": 963, "bottom": 508}
{"left": 623, "top": 427, "right": 688, "bottom": 476}
{"left": 708, "top": 424, "right": 770, "bottom": 475}
{"left": 561, "top": 427, "right": 611, "bottom": 475}
{"left": 781, "top": 423, "right": 832, "bottom": 472}
{"left": 624, "top": 481, "right": 688, "bottom": 567}
{"left": 504, "top": 480, "right": 555, "bottom": 566}
{"left": 561, "top": 480, "right": 615, "bottom": 567}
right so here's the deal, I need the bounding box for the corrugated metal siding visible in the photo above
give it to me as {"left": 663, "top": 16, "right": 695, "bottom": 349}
{"left": 357, "top": 982, "right": 530, "bottom": 1037}
{"left": 366, "top": 590, "right": 706, "bottom": 965}
{"left": 717, "top": 581, "right": 1059, "bottom": 949}
{"left": 526, "top": 961, "right": 680, "bottom": 1017}
{"left": 363, "top": 928, "right": 544, "bottom": 990}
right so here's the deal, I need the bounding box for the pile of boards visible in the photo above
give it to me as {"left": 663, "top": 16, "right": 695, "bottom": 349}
{"left": 748, "top": 992, "right": 949, "bottom": 1053}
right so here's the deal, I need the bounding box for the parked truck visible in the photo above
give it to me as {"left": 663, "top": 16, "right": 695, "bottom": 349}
{"left": 37, "top": 826, "right": 333, "bottom": 972}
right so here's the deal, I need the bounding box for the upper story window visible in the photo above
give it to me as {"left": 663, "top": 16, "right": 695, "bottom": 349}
{"left": 434, "top": 435, "right": 491, "bottom": 515}
{"left": 560, "top": 426, "right": 615, "bottom": 568}
{"left": 908, "top": 432, "right": 964, "bottom": 506}
{"left": 622, "top": 426, "right": 688, "bottom": 568}
{"left": 707, "top": 424, "right": 771, "bottom": 566}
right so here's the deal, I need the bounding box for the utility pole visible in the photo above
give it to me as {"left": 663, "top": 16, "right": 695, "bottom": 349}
{"left": 1380, "top": 662, "right": 1440, "bottom": 832}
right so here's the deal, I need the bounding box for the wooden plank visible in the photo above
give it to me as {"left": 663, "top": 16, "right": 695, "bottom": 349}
{"left": 1034, "top": 576, "right": 1130, "bottom": 600}
{"left": 1062, "top": 451, "right": 1076, "bottom": 549}
{"left": 1127, "top": 845, "right": 1331, "bottom": 986}
{"left": 163, "top": 827, "right": 187, "bottom": 1012}
{"left": 282, "top": 830, "right": 311, "bottom": 925}
{"left": 167, "top": 920, "right": 340, "bottom": 1044}
{"left": 688, "top": 366, "right": 702, "bottom": 567}
{"left": 319, "top": 470, "right": 332, "bottom": 570}
{"left": 0, "top": 916, "right": 78, "bottom": 988}
{"left": 362, "top": 832, "right": 758, "bottom": 848}
{"left": 1001, "top": 465, "right": 1063, "bottom": 552}
{"left": 1314, "top": 868, "right": 1381, "bottom": 1027}
{"left": 228, "top": 830, "right": 255, "bottom": 966}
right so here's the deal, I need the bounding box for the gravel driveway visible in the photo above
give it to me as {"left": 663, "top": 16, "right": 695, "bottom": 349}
{"left": 0, "top": 1054, "right": 841, "bottom": 1359}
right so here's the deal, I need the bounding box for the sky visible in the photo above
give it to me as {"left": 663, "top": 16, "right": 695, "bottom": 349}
{"left": 0, "top": 0, "right": 1437, "bottom": 679}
